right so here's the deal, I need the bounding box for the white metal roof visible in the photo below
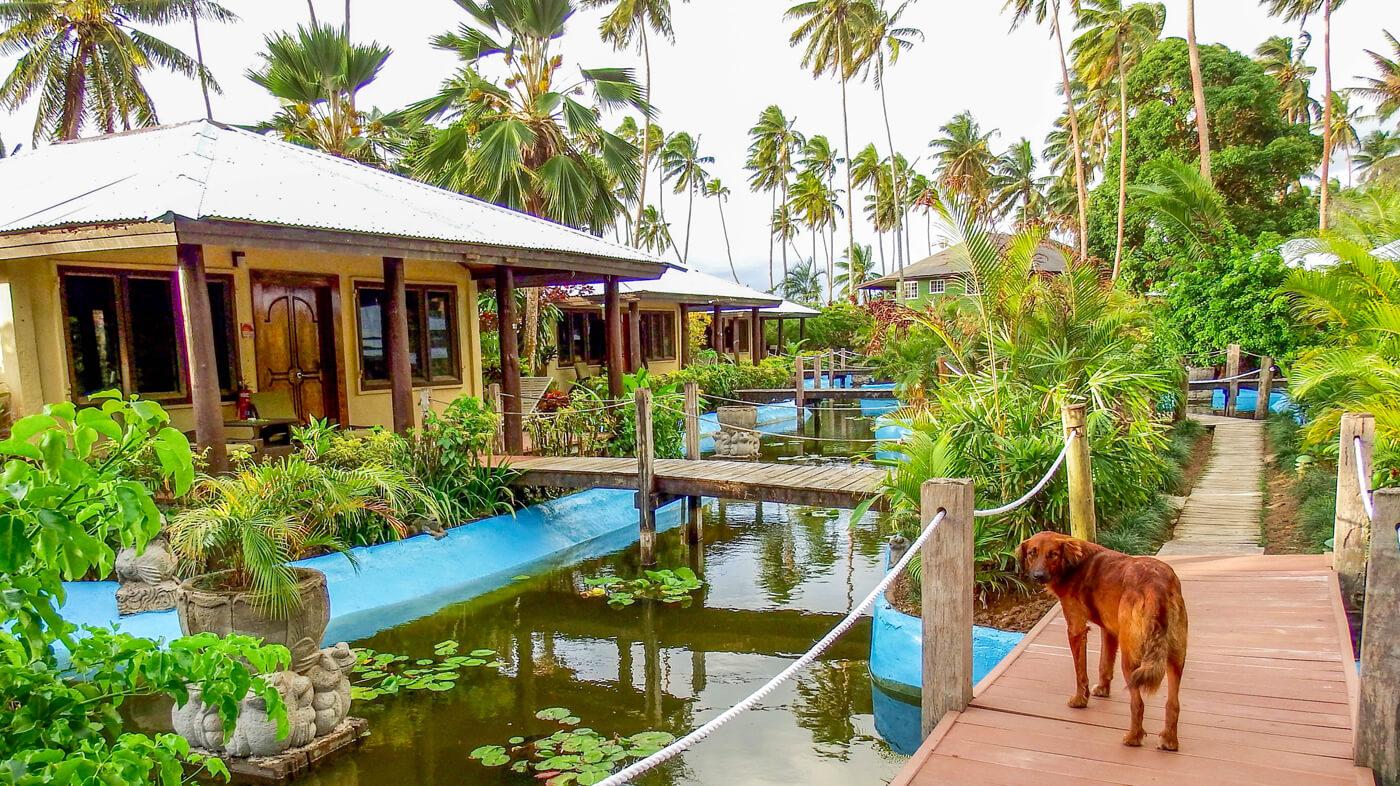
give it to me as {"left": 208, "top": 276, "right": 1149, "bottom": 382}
{"left": 575, "top": 265, "right": 781, "bottom": 307}
{"left": 721, "top": 299, "right": 821, "bottom": 317}
{"left": 0, "top": 120, "right": 661, "bottom": 266}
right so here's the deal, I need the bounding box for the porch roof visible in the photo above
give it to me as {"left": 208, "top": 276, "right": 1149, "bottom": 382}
{"left": 721, "top": 299, "right": 821, "bottom": 317}
{"left": 0, "top": 120, "right": 667, "bottom": 284}
{"left": 573, "top": 265, "right": 781, "bottom": 308}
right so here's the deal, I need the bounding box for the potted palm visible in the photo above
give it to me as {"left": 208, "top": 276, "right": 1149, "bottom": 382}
{"left": 168, "top": 456, "right": 432, "bottom": 671}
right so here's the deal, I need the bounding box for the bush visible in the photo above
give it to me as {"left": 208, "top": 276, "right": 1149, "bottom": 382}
{"left": 804, "top": 302, "right": 873, "bottom": 351}
{"left": 668, "top": 356, "right": 794, "bottom": 404}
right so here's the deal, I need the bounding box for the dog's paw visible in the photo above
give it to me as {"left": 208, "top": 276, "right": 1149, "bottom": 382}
{"left": 1091, "top": 683, "right": 1111, "bottom": 698}
{"left": 1066, "top": 695, "right": 1088, "bottom": 709}
{"left": 1122, "top": 731, "right": 1145, "bottom": 748}
{"left": 1158, "top": 735, "right": 1179, "bottom": 752}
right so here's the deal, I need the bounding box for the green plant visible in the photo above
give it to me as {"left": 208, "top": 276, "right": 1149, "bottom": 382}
{"left": 582, "top": 567, "right": 703, "bottom": 607}
{"left": 351, "top": 640, "right": 503, "bottom": 701}
{"left": 403, "top": 396, "right": 516, "bottom": 523}
{"left": 169, "top": 456, "right": 438, "bottom": 616}
{"left": 469, "top": 707, "right": 676, "bottom": 785}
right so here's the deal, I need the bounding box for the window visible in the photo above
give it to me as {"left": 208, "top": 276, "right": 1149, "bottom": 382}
{"left": 964, "top": 276, "right": 981, "bottom": 295}
{"left": 61, "top": 269, "right": 238, "bottom": 402}
{"left": 556, "top": 310, "right": 607, "bottom": 365}
{"left": 639, "top": 312, "right": 675, "bottom": 361}
{"left": 928, "top": 279, "right": 946, "bottom": 295}
{"left": 903, "top": 280, "right": 920, "bottom": 300}
{"left": 356, "top": 283, "right": 461, "bottom": 387}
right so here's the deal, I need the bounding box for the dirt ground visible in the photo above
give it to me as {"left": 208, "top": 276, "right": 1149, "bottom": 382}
{"left": 1261, "top": 436, "right": 1313, "bottom": 555}
{"left": 887, "top": 572, "right": 1057, "bottom": 633}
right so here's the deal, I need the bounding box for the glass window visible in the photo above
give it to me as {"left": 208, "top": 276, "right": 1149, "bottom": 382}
{"left": 557, "top": 310, "right": 609, "bottom": 365}
{"left": 903, "top": 280, "right": 920, "bottom": 299}
{"left": 964, "top": 276, "right": 981, "bottom": 295}
{"left": 640, "top": 312, "right": 674, "bottom": 361}
{"left": 127, "top": 277, "right": 182, "bottom": 396}
{"left": 928, "top": 279, "right": 946, "bottom": 295}
{"left": 63, "top": 275, "right": 123, "bottom": 397}
{"left": 356, "top": 283, "right": 461, "bottom": 386}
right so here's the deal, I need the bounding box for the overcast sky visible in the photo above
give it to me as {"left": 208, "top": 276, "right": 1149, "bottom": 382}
{"left": 1, "top": 0, "right": 1395, "bottom": 290}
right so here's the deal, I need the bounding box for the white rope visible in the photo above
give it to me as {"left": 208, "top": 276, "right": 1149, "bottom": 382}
{"left": 652, "top": 401, "right": 887, "bottom": 444}
{"left": 1186, "top": 369, "right": 1262, "bottom": 385}
{"left": 1355, "top": 436, "right": 1376, "bottom": 521}
{"left": 594, "top": 508, "right": 948, "bottom": 786}
{"left": 974, "top": 434, "right": 1074, "bottom": 518}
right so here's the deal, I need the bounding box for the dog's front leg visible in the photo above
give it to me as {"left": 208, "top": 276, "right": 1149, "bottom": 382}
{"left": 1066, "top": 621, "right": 1090, "bottom": 708}
{"left": 1093, "top": 629, "right": 1117, "bottom": 697}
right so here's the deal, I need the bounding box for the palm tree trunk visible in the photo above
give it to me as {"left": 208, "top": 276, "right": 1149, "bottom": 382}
{"left": 718, "top": 197, "right": 739, "bottom": 284}
{"left": 839, "top": 70, "right": 856, "bottom": 301}
{"left": 633, "top": 31, "right": 653, "bottom": 246}
{"left": 878, "top": 76, "right": 900, "bottom": 278}
{"left": 191, "top": 0, "right": 213, "bottom": 121}
{"left": 768, "top": 191, "right": 776, "bottom": 288}
{"left": 307, "top": 0, "right": 318, "bottom": 25}
{"left": 1319, "top": 0, "right": 1333, "bottom": 231}
{"left": 523, "top": 290, "right": 539, "bottom": 376}
{"left": 344, "top": 0, "right": 351, "bottom": 36}
{"left": 1112, "top": 45, "right": 1129, "bottom": 281}
{"left": 781, "top": 178, "right": 791, "bottom": 279}
{"left": 59, "top": 51, "right": 88, "bottom": 141}
{"left": 683, "top": 182, "right": 695, "bottom": 264}
{"left": 1185, "top": 0, "right": 1212, "bottom": 182}
{"left": 1051, "top": 4, "right": 1090, "bottom": 260}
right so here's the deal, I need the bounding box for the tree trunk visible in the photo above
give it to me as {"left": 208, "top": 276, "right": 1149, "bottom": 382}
{"left": 344, "top": 0, "right": 350, "bottom": 36}
{"left": 768, "top": 190, "right": 776, "bottom": 288}
{"left": 1112, "top": 45, "right": 1129, "bottom": 282}
{"left": 1185, "top": 0, "right": 1212, "bottom": 183}
{"left": 522, "top": 288, "right": 540, "bottom": 376}
{"left": 718, "top": 197, "right": 739, "bottom": 284}
{"left": 839, "top": 68, "right": 856, "bottom": 306}
{"left": 1051, "top": 4, "right": 1090, "bottom": 260}
{"left": 683, "top": 181, "right": 694, "bottom": 264}
{"left": 191, "top": 0, "right": 213, "bottom": 121}
{"left": 307, "top": 0, "right": 318, "bottom": 25}
{"left": 633, "top": 31, "right": 653, "bottom": 246}
{"left": 879, "top": 76, "right": 900, "bottom": 278}
{"left": 59, "top": 48, "right": 88, "bottom": 141}
{"left": 1319, "top": 0, "right": 1333, "bottom": 231}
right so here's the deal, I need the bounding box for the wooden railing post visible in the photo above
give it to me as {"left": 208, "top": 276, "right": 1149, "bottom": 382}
{"left": 1255, "top": 356, "right": 1274, "bottom": 421}
{"left": 683, "top": 381, "right": 701, "bottom": 461}
{"left": 635, "top": 388, "right": 657, "bottom": 566}
{"left": 488, "top": 382, "right": 503, "bottom": 454}
{"left": 1357, "top": 488, "right": 1400, "bottom": 781}
{"left": 1337, "top": 412, "right": 1376, "bottom": 609}
{"left": 1224, "top": 343, "right": 1241, "bottom": 417}
{"left": 920, "top": 478, "right": 975, "bottom": 738}
{"left": 813, "top": 352, "right": 823, "bottom": 390}
{"left": 794, "top": 356, "right": 806, "bottom": 416}
{"left": 1062, "top": 403, "right": 1098, "bottom": 543}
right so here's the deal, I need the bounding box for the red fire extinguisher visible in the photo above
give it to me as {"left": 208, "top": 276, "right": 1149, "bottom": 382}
{"left": 236, "top": 383, "right": 254, "bottom": 420}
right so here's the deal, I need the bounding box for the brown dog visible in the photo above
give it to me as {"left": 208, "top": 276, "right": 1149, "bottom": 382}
{"left": 1018, "top": 531, "right": 1188, "bottom": 750}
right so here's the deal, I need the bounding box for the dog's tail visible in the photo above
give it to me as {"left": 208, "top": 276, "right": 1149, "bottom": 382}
{"left": 1128, "top": 598, "right": 1178, "bottom": 695}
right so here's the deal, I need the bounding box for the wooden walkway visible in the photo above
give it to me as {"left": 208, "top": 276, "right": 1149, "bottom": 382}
{"left": 1159, "top": 415, "right": 1266, "bottom": 556}
{"left": 734, "top": 387, "right": 896, "bottom": 404}
{"left": 491, "top": 455, "right": 886, "bottom": 510}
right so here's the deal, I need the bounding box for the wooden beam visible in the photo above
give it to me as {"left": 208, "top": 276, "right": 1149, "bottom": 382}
{"left": 487, "top": 382, "right": 503, "bottom": 454}
{"left": 1336, "top": 412, "right": 1375, "bottom": 610}
{"left": 1063, "top": 403, "right": 1097, "bottom": 543}
{"left": 604, "top": 277, "right": 624, "bottom": 399}
{"left": 799, "top": 317, "right": 806, "bottom": 343}
{"left": 1357, "top": 487, "right": 1400, "bottom": 780}
{"left": 921, "top": 478, "right": 974, "bottom": 737}
{"left": 496, "top": 268, "right": 523, "bottom": 454}
{"left": 750, "top": 307, "right": 761, "bottom": 364}
{"left": 382, "top": 256, "right": 414, "bottom": 434}
{"left": 776, "top": 318, "right": 785, "bottom": 350}
{"left": 711, "top": 304, "right": 723, "bottom": 354}
{"left": 627, "top": 299, "right": 642, "bottom": 372}
{"left": 175, "top": 243, "right": 228, "bottom": 473}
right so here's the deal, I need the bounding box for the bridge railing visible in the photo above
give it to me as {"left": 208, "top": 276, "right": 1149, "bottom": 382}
{"left": 1183, "top": 343, "right": 1281, "bottom": 420}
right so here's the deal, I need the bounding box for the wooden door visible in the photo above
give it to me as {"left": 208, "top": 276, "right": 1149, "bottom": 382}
{"left": 252, "top": 275, "right": 340, "bottom": 422}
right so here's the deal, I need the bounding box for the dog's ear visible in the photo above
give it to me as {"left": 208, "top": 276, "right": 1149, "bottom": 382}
{"left": 1058, "top": 538, "right": 1089, "bottom": 570}
{"left": 1015, "top": 540, "right": 1028, "bottom": 571}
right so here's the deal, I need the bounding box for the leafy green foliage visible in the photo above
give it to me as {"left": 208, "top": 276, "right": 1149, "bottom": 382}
{"left": 582, "top": 567, "right": 703, "bottom": 607}
{"left": 803, "top": 302, "right": 874, "bottom": 351}
{"left": 469, "top": 708, "right": 676, "bottom": 786}
{"left": 350, "top": 640, "right": 503, "bottom": 701}
{"left": 666, "top": 356, "right": 794, "bottom": 403}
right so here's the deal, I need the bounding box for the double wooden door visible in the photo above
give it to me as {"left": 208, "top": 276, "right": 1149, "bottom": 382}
{"left": 252, "top": 274, "right": 342, "bottom": 422}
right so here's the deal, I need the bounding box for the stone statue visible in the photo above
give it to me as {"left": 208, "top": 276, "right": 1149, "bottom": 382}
{"left": 114, "top": 538, "right": 179, "bottom": 615}
{"left": 714, "top": 406, "right": 761, "bottom": 459}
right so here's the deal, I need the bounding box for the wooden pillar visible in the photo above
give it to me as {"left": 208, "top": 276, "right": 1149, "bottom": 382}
{"left": 776, "top": 318, "right": 785, "bottom": 350}
{"left": 383, "top": 256, "right": 414, "bottom": 434}
{"left": 1336, "top": 412, "right": 1375, "bottom": 610}
{"left": 627, "top": 299, "right": 641, "bottom": 372}
{"left": 711, "top": 304, "right": 723, "bottom": 354}
{"left": 176, "top": 243, "right": 228, "bottom": 473}
{"left": 799, "top": 317, "right": 806, "bottom": 343}
{"left": 813, "top": 352, "right": 823, "bottom": 389}
{"left": 684, "top": 494, "right": 703, "bottom": 545}
{"left": 750, "top": 308, "right": 762, "bottom": 364}
{"left": 1356, "top": 487, "right": 1400, "bottom": 780}
{"left": 604, "top": 276, "right": 624, "bottom": 399}
{"left": 920, "top": 478, "right": 975, "bottom": 737}
{"left": 635, "top": 387, "right": 656, "bottom": 565}
{"left": 496, "top": 268, "right": 523, "bottom": 454}
{"left": 1224, "top": 343, "right": 1241, "bottom": 417}
{"left": 683, "top": 381, "right": 701, "bottom": 460}
{"left": 1063, "top": 403, "right": 1097, "bottom": 543}
{"left": 679, "top": 305, "right": 691, "bottom": 368}
{"left": 1255, "top": 356, "right": 1274, "bottom": 421}
{"left": 488, "top": 382, "right": 503, "bottom": 453}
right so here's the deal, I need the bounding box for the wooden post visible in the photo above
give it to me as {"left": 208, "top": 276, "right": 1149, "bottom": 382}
{"left": 685, "top": 495, "right": 703, "bottom": 545}
{"left": 488, "top": 382, "right": 503, "bottom": 453}
{"left": 1356, "top": 487, "right": 1400, "bottom": 781}
{"left": 1063, "top": 403, "right": 1097, "bottom": 543}
{"left": 635, "top": 387, "right": 656, "bottom": 565}
{"left": 711, "top": 304, "right": 723, "bottom": 354}
{"left": 1255, "top": 356, "right": 1274, "bottom": 421}
{"left": 683, "top": 381, "right": 701, "bottom": 461}
{"left": 750, "top": 307, "right": 762, "bottom": 364}
{"left": 627, "top": 299, "right": 642, "bottom": 371}
{"left": 799, "top": 317, "right": 806, "bottom": 344}
{"left": 176, "top": 243, "right": 228, "bottom": 473}
{"left": 604, "top": 276, "right": 624, "bottom": 399}
{"left": 383, "top": 256, "right": 414, "bottom": 434}
{"left": 496, "top": 268, "right": 523, "bottom": 454}
{"left": 1336, "top": 412, "right": 1376, "bottom": 609}
{"left": 679, "top": 305, "right": 691, "bottom": 368}
{"left": 920, "top": 478, "right": 975, "bottom": 737}
{"left": 1224, "top": 343, "right": 1241, "bottom": 417}
{"left": 813, "top": 352, "right": 823, "bottom": 389}
{"left": 776, "top": 318, "right": 785, "bottom": 350}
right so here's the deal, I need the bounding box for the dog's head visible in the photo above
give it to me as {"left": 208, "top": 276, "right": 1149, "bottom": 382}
{"left": 1017, "top": 531, "right": 1089, "bottom": 584}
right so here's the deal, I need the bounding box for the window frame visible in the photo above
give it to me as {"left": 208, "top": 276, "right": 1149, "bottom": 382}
{"left": 354, "top": 281, "right": 463, "bottom": 390}
{"left": 903, "top": 280, "right": 920, "bottom": 300}
{"left": 963, "top": 276, "right": 981, "bottom": 295}
{"left": 639, "top": 310, "right": 676, "bottom": 362}
{"left": 58, "top": 266, "right": 239, "bottom": 405}
{"left": 556, "top": 308, "right": 607, "bottom": 366}
{"left": 928, "top": 278, "right": 946, "bottom": 295}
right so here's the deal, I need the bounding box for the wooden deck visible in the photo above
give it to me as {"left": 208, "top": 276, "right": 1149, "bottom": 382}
{"left": 894, "top": 553, "right": 1370, "bottom": 785}
{"left": 491, "top": 455, "right": 886, "bottom": 510}
{"left": 1159, "top": 415, "right": 1266, "bottom": 556}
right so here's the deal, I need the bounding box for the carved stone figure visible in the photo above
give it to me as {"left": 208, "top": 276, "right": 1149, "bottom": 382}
{"left": 715, "top": 406, "right": 761, "bottom": 459}
{"left": 114, "top": 538, "right": 179, "bottom": 615}
{"left": 307, "top": 642, "right": 356, "bottom": 736}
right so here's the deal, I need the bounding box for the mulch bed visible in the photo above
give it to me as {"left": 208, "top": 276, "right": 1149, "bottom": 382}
{"left": 887, "top": 572, "right": 1056, "bottom": 633}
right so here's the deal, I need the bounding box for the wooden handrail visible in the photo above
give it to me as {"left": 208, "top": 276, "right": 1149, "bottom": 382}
{"left": 1357, "top": 487, "right": 1400, "bottom": 783}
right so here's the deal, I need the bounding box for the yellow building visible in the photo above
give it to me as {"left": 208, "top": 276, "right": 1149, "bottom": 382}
{"left": 0, "top": 121, "right": 666, "bottom": 465}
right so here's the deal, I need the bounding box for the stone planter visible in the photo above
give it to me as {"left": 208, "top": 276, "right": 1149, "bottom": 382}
{"left": 115, "top": 537, "right": 179, "bottom": 615}
{"left": 176, "top": 567, "right": 330, "bottom": 674}
{"left": 716, "top": 405, "right": 758, "bottom": 431}
{"left": 715, "top": 405, "right": 760, "bottom": 459}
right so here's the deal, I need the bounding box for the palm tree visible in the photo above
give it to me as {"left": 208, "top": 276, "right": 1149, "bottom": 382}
{"left": 704, "top": 178, "right": 741, "bottom": 283}
{"left": 780, "top": 257, "right": 825, "bottom": 305}
{"left": 1004, "top": 0, "right": 1090, "bottom": 258}
{"left": 1355, "top": 30, "right": 1399, "bottom": 122}
{"left": 581, "top": 0, "right": 684, "bottom": 246}
{"left": 247, "top": 24, "right": 396, "bottom": 164}
{"left": 930, "top": 111, "right": 999, "bottom": 211}
{"left": 409, "top": 0, "right": 650, "bottom": 371}
{"left": 1355, "top": 130, "right": 1398, "bottom": 183}
{"left": 660, "top": 131, "right": 713, "bottom": 265}
{"left": 789, "top": 169, "right": 840, "bottom": 303}
{"left": 801, "top": 134, "right": 843, "bottom": 297}
{"left": 771, "top": 202, "right": 805, "bottom": 264}
{"left": 746, "top": 105, "right": 805, "bottom": 287}
{"left": 1255, "top": 35, "right": 1319, "bottom": 124}
{"left": 991, "top": 139, "right": 1049, "bottom": 227}
{"left": 636, "top": 205, "right": 673, "bottom": 255}
{"left": 1073, "top": 0, "right": 1165, "bottom": 280}
{"left": 0, "top": 0, "right": 235, "bottom": 142}
{"left": 834, "top": 243, "right": 875, "bottom": 301}
{"left": 1321, "top": 90, "right": 1363, "bottom": 185}
{"left": 1183, "top": 0, "right": 1211, "bottom": 182}
{"left": 787, "top": 0, "right": 880, "bottom": 298}
{"left": 1259, "top": 0, "right": 1349, "bottom": 231}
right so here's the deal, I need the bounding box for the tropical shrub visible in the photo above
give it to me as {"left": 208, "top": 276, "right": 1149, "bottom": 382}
{"left": 0, "top": 394, "right": 291, "bottom": 783}
{"left": 803, "top": 301, "right": 874, "bottom": 351}
{"left": 667, "top": 356, "right": 794, "bottom": 403}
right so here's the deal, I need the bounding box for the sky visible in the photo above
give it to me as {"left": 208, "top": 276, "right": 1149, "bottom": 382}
{"left": 1, "top": 0, "right": 1396, "bottom": 293}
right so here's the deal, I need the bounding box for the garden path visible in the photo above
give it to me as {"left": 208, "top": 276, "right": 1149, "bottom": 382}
{"left": 1158, "top": 415, "right": 1266, "bottom": 557}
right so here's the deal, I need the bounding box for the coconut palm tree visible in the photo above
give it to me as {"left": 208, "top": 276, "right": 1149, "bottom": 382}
{"left": 246, "top": 23, "right": 396, "bottom": 164}
{"left": 1320, "top": 91, "right": 1363, "bottom": 185}
{"left": 704, "top": 178, "right": 740, "bottom": 283}
{"left": 582, "top": 0, "right": 685, "bottom": 246}
{"left": 834, "top": 243, "right": 875, "bottom": 301}
{"left": 771, "top": 202, "right": 805, "bottom": 265}
{"left": 801, "top": 134, "right": 843, "bottom": 297}
{"left": 1255, "top": 35, "right": 1319, "bottom": 124}
{"left": 1183, "top": 0, "right": 1211, "bottom": 182}
{"left": 1355, "top": 130, "right": 1398, "bottom": 183}
{"left": 409, "top": 0, "right": 650, "bottom": 371}
{"left": 789, "top": 169, "right": 841, "bottom": 303}
{"left": 636, "top": 205, "right": 673, "bottom": 255}
{"left": 746, "top": 105, "right": 805, "bottom": 287}
{"left": 660, "top": 131, "right": 713, "bottom": 265}
{"left": 787, "top": 0, "right": 880, "bottom": 297}
{"left": 1355, "top": 30, "right": 1399, "bottom": 122}
{"left": 780, "top": 257, "right": 825, "bottom": 306}
{"left": 1004, "top": 0, "right": 1091, "bottom": 258}
{"left": 0, "top": 0, "right": 234, "bottom": 142}
{"left": 1259, "top": 0, "right": 1349, "bottom": 231}
{"left": 930, "top": 111, "right": 999, "bottom": 212}
{"left": 1073, "top": 0, "right": 1165, "bottom": 281}
{"left": 991, "top": 139, "right": 1049, "bottom": 227}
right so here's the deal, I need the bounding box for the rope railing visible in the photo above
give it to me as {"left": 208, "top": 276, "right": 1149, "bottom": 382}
{"left": 1186, "top": 369, "right": 1262, "bottom": 385}
{"left": 1355, "top": 435, "right": 1377, "bottom": 521}
{"left": 652, "top": 400, "right": 889, "bottom": 444}
{"left": 593, "top": 434, "right": 1074, "bottom": 786}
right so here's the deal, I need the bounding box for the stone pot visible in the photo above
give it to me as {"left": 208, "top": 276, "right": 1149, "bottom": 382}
{"left": 716, "top": 405, "right": 758, "bottom": 431}
{"left": 176, "top": 567, "right": 330, "bottom": 674}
